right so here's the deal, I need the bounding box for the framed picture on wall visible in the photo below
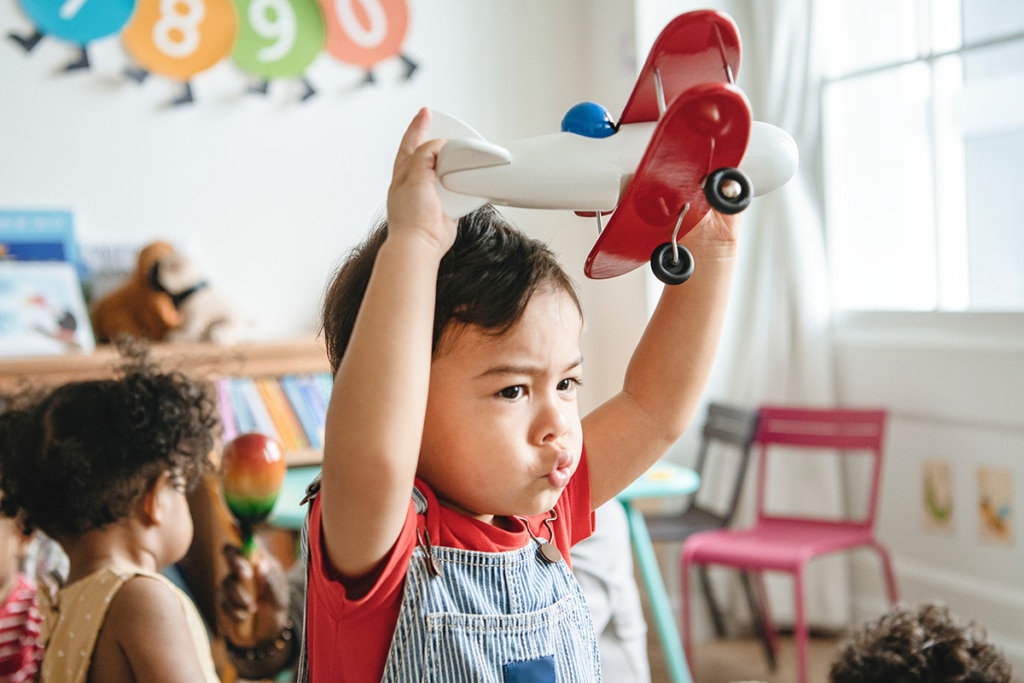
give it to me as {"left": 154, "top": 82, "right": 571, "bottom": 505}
{"left": 0, "top": 261, "right": 95, "bottom": 357}
{"left": 921, "top": 459, "right": 954, "bottom": 534}
{"left": 977, "top": 466, "right": 1013, "bottom": 546}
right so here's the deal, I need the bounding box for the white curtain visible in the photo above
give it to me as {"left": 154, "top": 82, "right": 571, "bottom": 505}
{"left": 672, "top": 0, "right": 851, "bottom": 632}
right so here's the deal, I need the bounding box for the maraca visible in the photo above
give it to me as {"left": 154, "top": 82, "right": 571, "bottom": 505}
{"left": 221, "top": 432, "right": 287, "bottom": 638}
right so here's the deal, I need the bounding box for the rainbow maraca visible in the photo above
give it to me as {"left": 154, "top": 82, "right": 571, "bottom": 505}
{"left": 222, "top": 432, "right": 287, "bottom": 556}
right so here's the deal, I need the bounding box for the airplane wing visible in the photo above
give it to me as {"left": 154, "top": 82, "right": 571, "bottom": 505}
{"left": 586, "top": 82, "right": 751, "bottom": 280}
{"left": 618, "top": 10, "right": 741, "bottom": 126}
{"left": 428, "top": 111, "right": 508, "bottom": 218}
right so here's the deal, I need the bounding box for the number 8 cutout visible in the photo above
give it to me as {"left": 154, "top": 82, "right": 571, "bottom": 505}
{"left": 122, "top": 0, "right": 237, "bottom": 105}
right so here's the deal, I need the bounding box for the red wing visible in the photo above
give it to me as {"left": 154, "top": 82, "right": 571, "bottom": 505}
{"left": 618, "top": 10, "right": 741, "bottom": 126}
{"left": 585, "top": 83, "right": 751, "bottom": 280}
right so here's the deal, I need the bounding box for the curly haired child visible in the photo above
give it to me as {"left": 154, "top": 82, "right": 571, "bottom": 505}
{"left": 297, "top": 108, "right": 740, "bottom": 681}
{"left": 829, "top": 602, "right": 1016, "bottom": 683}
{"left": 0, "top": 348, "right": 221, "bottom": 683}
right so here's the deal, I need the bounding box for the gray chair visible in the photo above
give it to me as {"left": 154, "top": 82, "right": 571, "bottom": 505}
{"left": 643, "top": 402, "right": 776, "bottom": 669}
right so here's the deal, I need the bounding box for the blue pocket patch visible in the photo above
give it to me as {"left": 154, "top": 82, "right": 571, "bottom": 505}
{"left": 503, "top": 655, "right": 556, "bottom": 683}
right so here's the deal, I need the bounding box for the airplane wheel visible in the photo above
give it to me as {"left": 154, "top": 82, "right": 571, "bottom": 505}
{"left": 705, "top": 167, "right": 752, "bottom": 214}
{"left": 650, "top": 243, "right": 694, "bottom": 285}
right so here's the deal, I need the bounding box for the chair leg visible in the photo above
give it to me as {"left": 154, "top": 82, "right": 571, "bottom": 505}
{"left": 741, "top": 571, "right": 778, "bottom": 671}
{"left": 873, "top": 542, "right": 899, "bottom": 605}
{"left": 794, "top": 567, "right": 809, "bottom": 683}
{"left": 698, "top": 566, "right": 728, "bottom": 637}
{"left": 681, "top": 555, "right": 694, "bottom": 670}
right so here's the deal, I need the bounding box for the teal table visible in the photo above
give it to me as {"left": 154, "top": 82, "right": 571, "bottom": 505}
{"left": 268, "top": 465, "right": 321, "bottom": 530}
{"left": 268, "top": 462, "right": 699, "bottom": 683}
{"left": 617, "top": 461, "right": 699, "bottom": 683}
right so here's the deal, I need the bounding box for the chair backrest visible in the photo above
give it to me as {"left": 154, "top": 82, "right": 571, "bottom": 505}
{"left": 690, "top": 402, "right": 761, "bottom": 525}
{"left": 753, "top": 406, "right": 887, "bottom": 528}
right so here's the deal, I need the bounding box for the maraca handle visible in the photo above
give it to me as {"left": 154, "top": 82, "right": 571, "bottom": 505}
{"left": 236, "top": 546, "right": 259, "bottom": 641}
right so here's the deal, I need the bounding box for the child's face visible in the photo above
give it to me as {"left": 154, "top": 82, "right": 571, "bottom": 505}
{"left": 156, "top": 473, "right": 195, "bottom": 567}
{"left": 419, "top": 287, "right": 584, "bottom": 522}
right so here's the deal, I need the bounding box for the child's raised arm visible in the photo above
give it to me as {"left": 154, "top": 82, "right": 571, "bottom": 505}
{"left": 319, "top": 108, "right": 456, "bottom": 578}
{"left": 582, "top": 210, "right": 740, "bottom": 508}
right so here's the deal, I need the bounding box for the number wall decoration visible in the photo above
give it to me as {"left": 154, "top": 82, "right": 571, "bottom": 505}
{"left": 232, "top": 0, "right": 325, "bottom": 101}
{"left": 6, "top": 0, "right": 417, "bottom": 106}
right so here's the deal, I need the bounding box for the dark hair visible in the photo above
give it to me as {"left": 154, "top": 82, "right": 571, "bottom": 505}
{"left": 320, "top": 205, "right": 582, "bottom": 372}
{"left": 0, "top": 346, "right": 218, "bottom": 538}
{"left": 829, "top": 602, "right": 1014, "bottom": 683}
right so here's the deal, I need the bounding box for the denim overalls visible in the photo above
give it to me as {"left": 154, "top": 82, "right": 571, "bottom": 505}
{"left": 297, "top": 481, "right": 601, "bottom": 682}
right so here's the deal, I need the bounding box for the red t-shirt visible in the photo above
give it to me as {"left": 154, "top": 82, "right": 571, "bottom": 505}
{"left": 304, "top": 453, "right": 594, "bottom": 682}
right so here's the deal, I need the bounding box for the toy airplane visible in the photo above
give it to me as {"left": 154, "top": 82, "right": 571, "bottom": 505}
{"left": 429, "top": 10, "right": 798, "bottom": 284}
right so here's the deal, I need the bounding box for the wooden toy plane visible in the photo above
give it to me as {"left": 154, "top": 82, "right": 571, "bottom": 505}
{"left": 430, "top": 10, "right": 798, "bottom": 284}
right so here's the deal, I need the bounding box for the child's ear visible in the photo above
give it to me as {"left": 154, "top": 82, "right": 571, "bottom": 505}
{"left": 141, "top": 471, "right": 174, "bottom": 525}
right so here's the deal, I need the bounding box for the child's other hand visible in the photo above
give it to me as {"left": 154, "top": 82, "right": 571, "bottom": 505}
{"left": 386, "top": 107, "right": 458, "bottom": 256}
{"left": 684, "top": 208, "right": 741, "bottom": 258}
{"left": 216, "top": 543, "right": 290, "bottom": 648}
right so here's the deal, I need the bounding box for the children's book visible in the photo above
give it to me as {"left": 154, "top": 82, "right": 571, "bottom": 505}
{"left": 281, "top": 374, "right": 323, "bottom": 449}
{"left": 256, "top": 376, "right": 308, "bottom": 451}
{"left": 0, "top": 210, "right": 83, "bottom": 275}
{"left": 0, "top": 261, "right": 95, "bottom": 357}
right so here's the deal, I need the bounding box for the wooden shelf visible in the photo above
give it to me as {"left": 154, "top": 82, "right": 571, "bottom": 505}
{"left": 0, "top": 337, "right": 331, "bottom": 467}
{"left": 0, "top": 337, "right": 330, "bottom": 391}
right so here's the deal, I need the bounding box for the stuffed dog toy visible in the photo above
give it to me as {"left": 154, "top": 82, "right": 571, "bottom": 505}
{"left": 90, "top": 240, "right": 181, "bottom": 343}
{"left": 151, "top": 250, "right": 246, "bottom": 344}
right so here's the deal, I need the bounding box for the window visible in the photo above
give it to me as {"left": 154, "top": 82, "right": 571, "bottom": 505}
{"left": 820, "top": 0, "right": 1024, "bottom": 311}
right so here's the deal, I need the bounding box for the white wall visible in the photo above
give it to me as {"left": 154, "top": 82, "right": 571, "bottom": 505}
{"left": 0, "top": 0, "right": 648, "bottom": 398}
{"left": 836, "top": 312, "right": 1024, "bottom": 669}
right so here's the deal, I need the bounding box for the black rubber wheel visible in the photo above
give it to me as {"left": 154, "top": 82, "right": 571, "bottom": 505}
{"left": 650, "top": 243, "right": 695, "bottom": 285}
{"left": 705, "top": 167, "right": 752, "bottom": 214}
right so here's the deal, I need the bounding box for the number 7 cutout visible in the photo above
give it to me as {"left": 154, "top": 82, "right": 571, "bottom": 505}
{"left": 9, "top": 0, "right": 136, "bottom": 71}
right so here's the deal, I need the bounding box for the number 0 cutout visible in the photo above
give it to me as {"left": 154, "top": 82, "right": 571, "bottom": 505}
{"left": 317, "top": 0, "right": 407, "bottom": 67}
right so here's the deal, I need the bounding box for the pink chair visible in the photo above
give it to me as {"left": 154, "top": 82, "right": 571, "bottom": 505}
{"left": 680, "top": 406, "right": 899, "bottom": 683}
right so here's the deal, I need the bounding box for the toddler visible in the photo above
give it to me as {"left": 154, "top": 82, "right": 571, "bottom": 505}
{"left": 0, "top": 349, "right": 221, "bottom": 683}
{"left": 299, "top": 107, "right": 740, "bottom": 681}
{"left": 830, "top": 602, "right": 1015, "bottom": 683}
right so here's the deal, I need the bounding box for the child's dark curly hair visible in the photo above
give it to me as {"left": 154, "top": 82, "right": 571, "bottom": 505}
{"left": 0, "top": 345, "right": 218, "bottom": 539}
{"left": 829, "top": 602, "right": 1015, "bottom": 683}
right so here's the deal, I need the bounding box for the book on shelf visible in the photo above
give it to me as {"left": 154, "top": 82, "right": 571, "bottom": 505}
{"left": 238, "top": 378, "right": 281, "bottom": 444}
{"left": 214, "top": 373, "right": 332, "bottom": 463}
{"left": 0, "top": 210, "right": 85, "bottom": 280}
{"left": 255, "top": 376, "right": 308, "bottom": 451}
{"left": 0, "top": 260, "right": 95, "bottom": 357}
{"left": 215, "top": 378, "right": 238, "bottom": 443}
{"left": 281, "top": 374, "right": 323, "bottom": 449}
{"left": 299, "top": 373, "right": 331, "bottom": 444}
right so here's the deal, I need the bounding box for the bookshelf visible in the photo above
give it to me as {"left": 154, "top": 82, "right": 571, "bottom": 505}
{"left": 0, "top": 337, "right": 330, "bottom": 466}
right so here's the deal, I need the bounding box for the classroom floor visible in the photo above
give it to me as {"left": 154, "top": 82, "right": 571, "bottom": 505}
{"left": 649, "top": 631, "right": 844, "bottom": 683}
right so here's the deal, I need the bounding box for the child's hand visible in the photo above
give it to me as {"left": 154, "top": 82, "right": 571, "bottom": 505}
{"left": 216, "top": 543, "right": 290, "bottom": 648}
{"left": 684, "top": 208, "right": 742, "bottom": 257}
{"left": 386, "top": 107, "right": 457, "bottom": 256}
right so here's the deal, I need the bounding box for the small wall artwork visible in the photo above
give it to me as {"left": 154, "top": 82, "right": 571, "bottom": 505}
{"left": 977, "top": 466, "right": 1013, "bottom": 546}
{"left": 921, "top": 459, "right": 954, "bottom": 534}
